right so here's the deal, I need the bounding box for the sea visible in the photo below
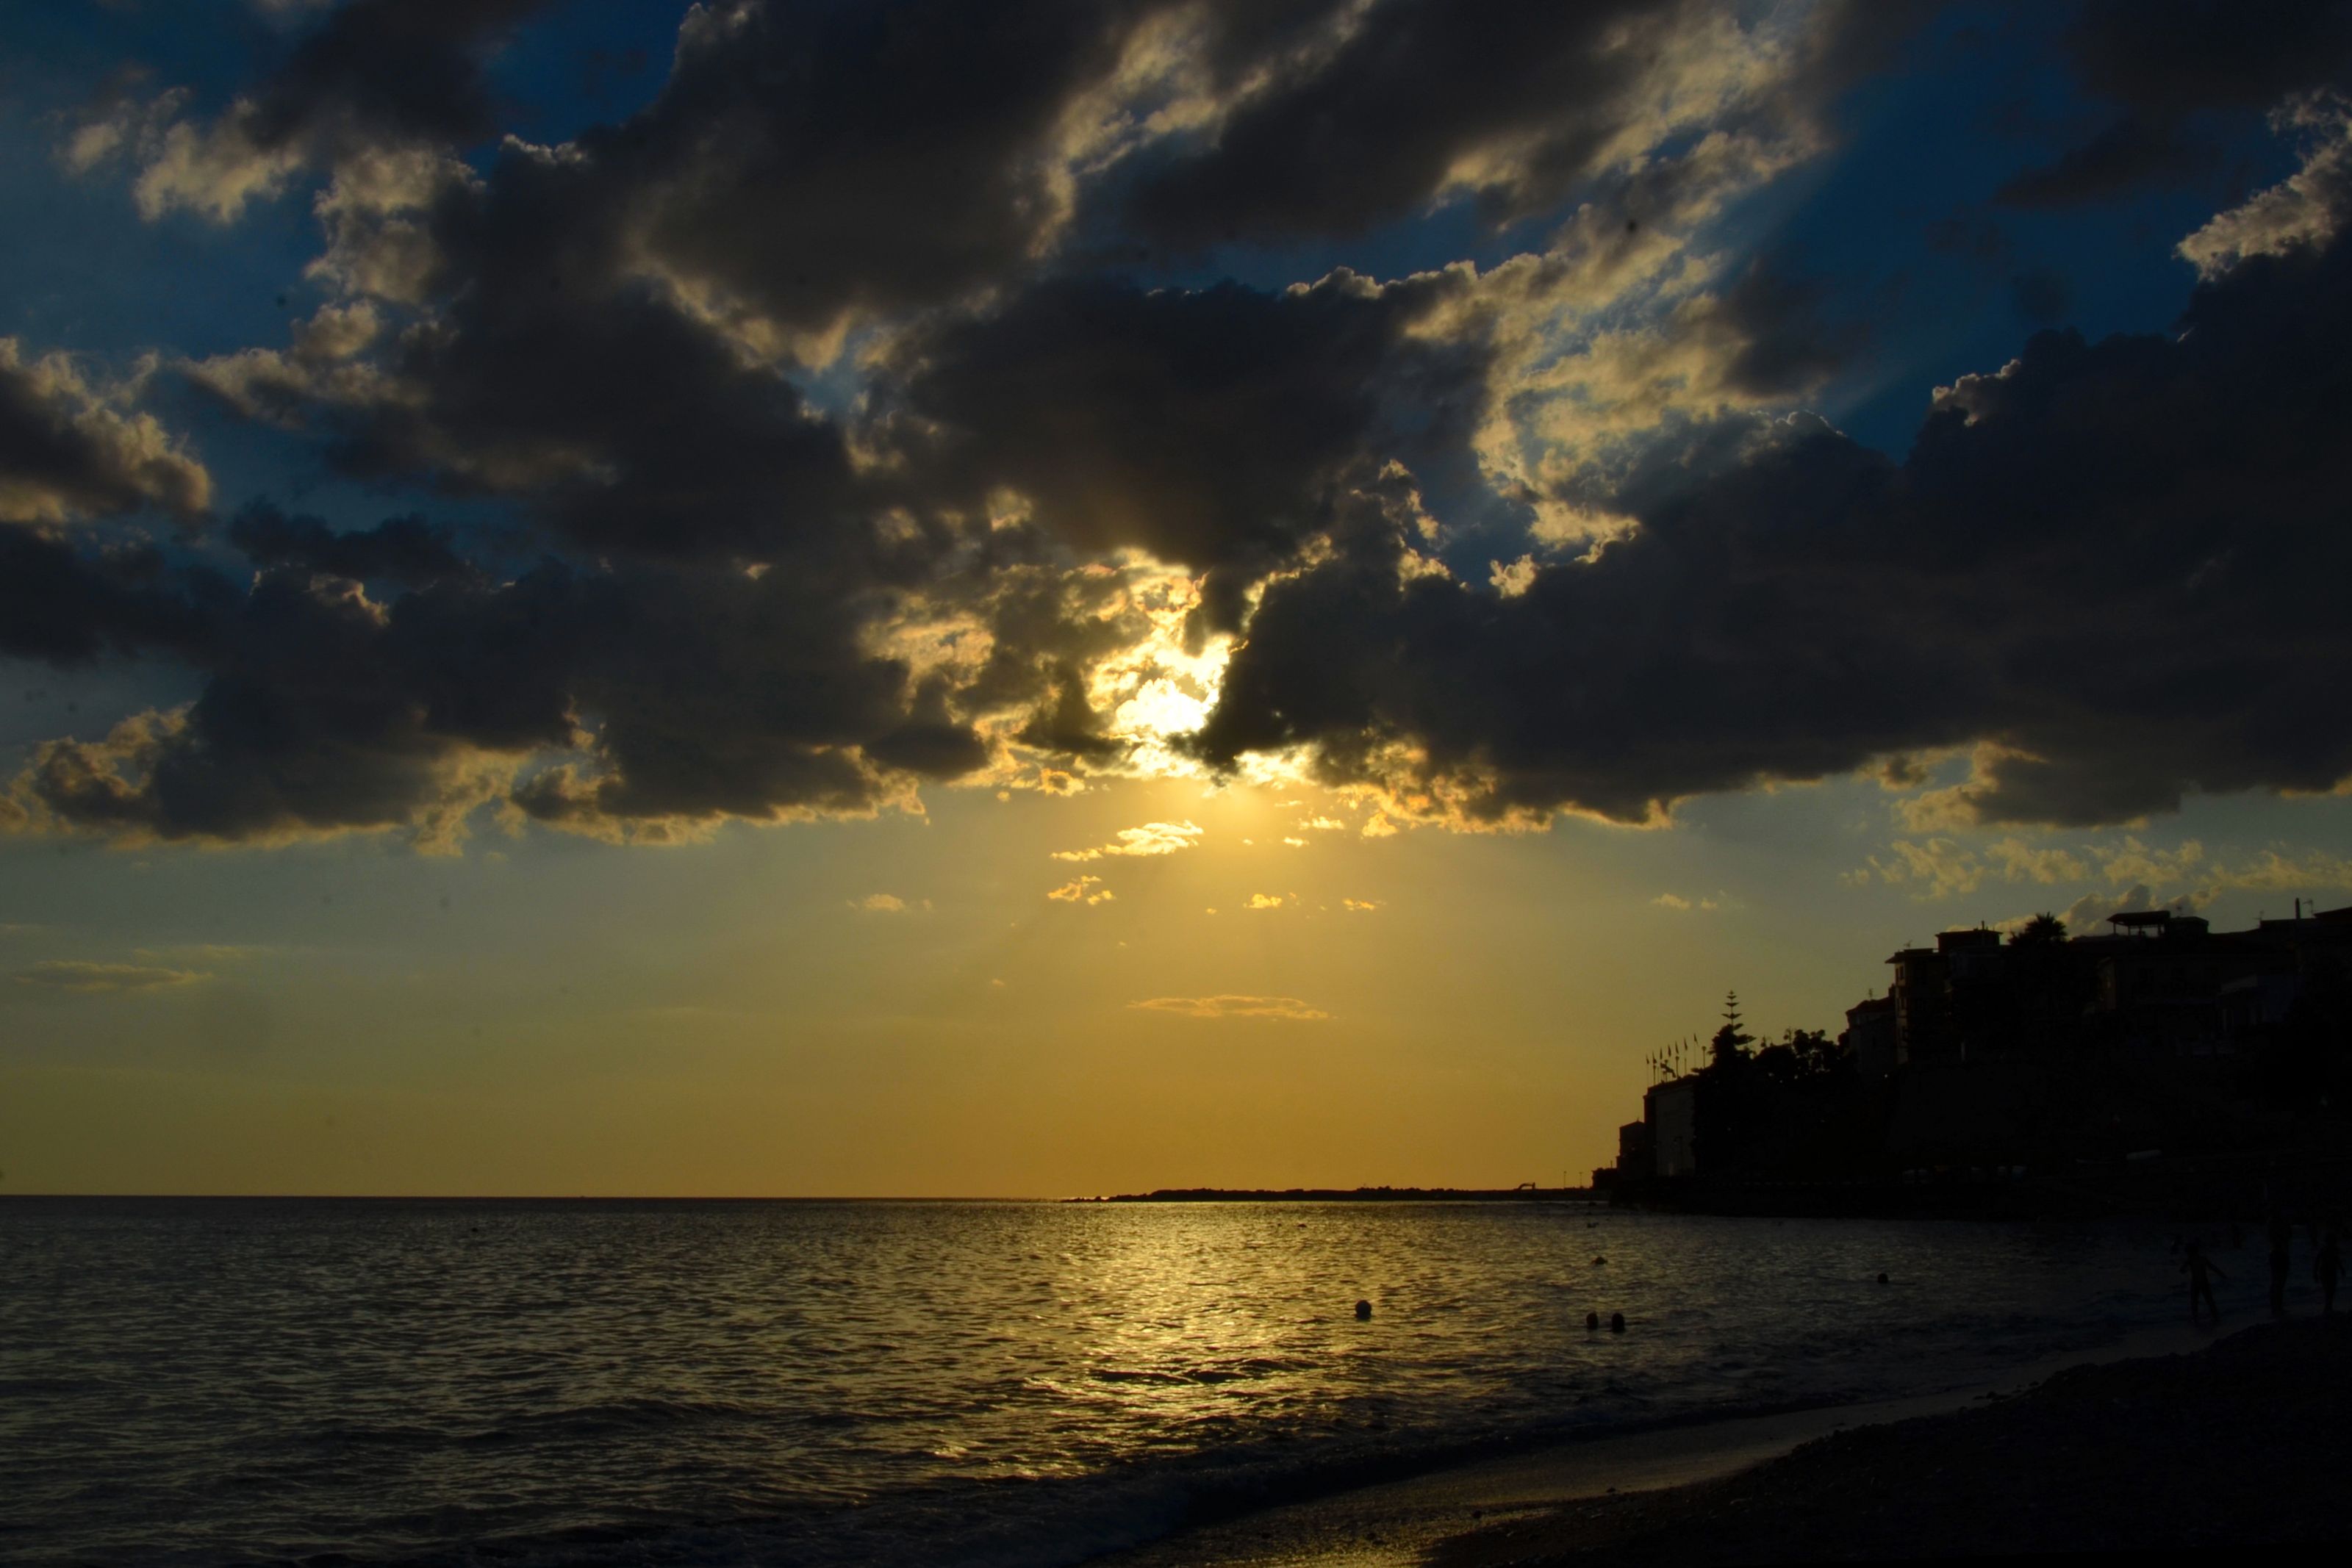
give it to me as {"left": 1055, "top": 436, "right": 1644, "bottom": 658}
{"left": 0, "top": 1198, "right": 2289, "bottom": 1567}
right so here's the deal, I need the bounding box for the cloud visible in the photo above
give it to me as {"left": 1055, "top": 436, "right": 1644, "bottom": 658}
{"left": 1243, "top": 892, "right": 1286, "bottom": 910}
{"left": 850, "top": 893, "right": 907, "bottom": 913}
{"left": 15, "top": 1, "right": 1883, "bottom": 852}
{"left": 226, "top": 501, "right": 467, "bottom": 585}
{"left": 15, "top": 960, "right": 209, "bottom": 993}
{"left": 1, "top": 339, "right": 212, "bottom": 524}
{"left": 1047, "top": 874, "right": 1114, "bottom": 905}
{"left": 1128, "top": 993, "right": 1329, "bottom": 1021}
{"left": 1990, "top": 1, "right": 2352, "bottom": 209}
{"left": 1853, "top": 830, "right": 2352, "bottom": 908}
{"left": 5, "top": 550, "right": 997, "bottom": 847}
{"left": 0, "top": 528, "right": 226, "bottom": 666}
{"left": 1050, "top": 819, "right": 1203, "bottom": 861}
{"left": 1191, "top": 134, "right": 2352, "bottom": 830}
{"left": 132, "top": 943, "right": 273, "bottom": 963}
{"left": 2204, "top": 847, "right": 2352, "bottom": 892}
{"left": 1341, "top": 897, "right": 1381, "bottom": 911}
{"left": 2178, "top": 95, "right": 2352, "bottom": 277}
{"left": 1996, "top": 115, "right": 2217, "bottom": 209}
{"left": 881, "top": 269, "right": 1488, "bottom": 576}
{"left": 1116, "top": 0, "right": 1905, "bottom": 251}
{"left": 15, "top": 0, "right": 2351, "bottom": 861}
{"left": 1857, "top": 836, "right": 2115, "bottom": 900}
{"left": 108, "top": 1, "right": 556, "bottom": 223}
{"left": 1993, "top": 839, "right": 2093, "bottom": 885}
{"left": 2059, "top": 1, "right": 2352, "bottom": 118}
{"left": 2059, "top": 882, "right": 2201, "bottom": 935}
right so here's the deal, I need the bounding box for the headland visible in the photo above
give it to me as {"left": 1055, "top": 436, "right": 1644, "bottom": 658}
{"left": 1073, "top": 1186, "right": 1599, "bottom": 1203}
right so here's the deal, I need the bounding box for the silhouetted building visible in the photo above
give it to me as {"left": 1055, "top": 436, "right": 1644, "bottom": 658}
{"left": 1843, "top": 995, "right": 1898, "bottom": 1081}
{"left": 1940, "top": 926, "right": 2003, "bottom": 979}
{"left": 1610, "top": 902, "right": 2352, "bottom": 1209}
{"left": 1894, "top": 927, "right": 2010, "bottom": 1064}
{"left": 2087, "top": 909, "right": 2287, "bottom": 1056}
{"left": 1618, "top": 1119, "right": 1652, "bottom": 1176}
{"left": 1647, "top": 1078, "right": 1699, "bottom": 1178}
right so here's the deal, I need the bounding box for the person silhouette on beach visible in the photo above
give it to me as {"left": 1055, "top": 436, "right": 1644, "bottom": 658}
{"left": 2182, "top": 1239, "right": 2225, "bottom": 1324}
{"left": 2267, "top": 1209, "right": 2293, "bottom": 1318}
{"left": 2316, "top": 1228, "right": 2341, "bottom": 1316}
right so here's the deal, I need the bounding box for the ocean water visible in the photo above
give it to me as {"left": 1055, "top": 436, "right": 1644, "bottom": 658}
{"left": 0, "top": 1198, "right": 2282, "bottom": 1567}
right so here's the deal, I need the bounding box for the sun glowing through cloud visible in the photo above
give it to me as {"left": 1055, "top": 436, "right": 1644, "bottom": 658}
{"left": 1082, "top": 564, "right": 1234, "bottom": 778}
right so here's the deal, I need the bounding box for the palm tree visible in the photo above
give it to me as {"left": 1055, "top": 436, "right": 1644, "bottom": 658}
{"left": 2011, "top": 912, "right": 2067, "bottom": 946}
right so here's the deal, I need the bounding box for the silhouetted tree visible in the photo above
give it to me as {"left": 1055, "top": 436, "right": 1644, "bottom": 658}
{"left": 2011, "top": 912, "right": 2067, "bottom": 946}
{"left": 1710, "top": 990, "right": 1754, "bottom": 1070}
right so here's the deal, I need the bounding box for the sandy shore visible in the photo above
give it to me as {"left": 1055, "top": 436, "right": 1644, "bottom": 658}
{"left": 1432, "top": 1316, "right": 2352, "bottom": 1563}
{"left": 1102, "top": 1318, "right": 2352, "bottom": 1565}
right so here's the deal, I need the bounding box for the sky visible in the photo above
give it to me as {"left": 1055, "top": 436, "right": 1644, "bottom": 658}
{"left": 5, "top": 0, "right": 2352, "bottom": 1196}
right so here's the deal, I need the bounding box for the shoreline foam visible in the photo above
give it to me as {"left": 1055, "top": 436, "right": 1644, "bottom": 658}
{"left": 1091, "top": 1316, "right": 2294, "bottom": 1566}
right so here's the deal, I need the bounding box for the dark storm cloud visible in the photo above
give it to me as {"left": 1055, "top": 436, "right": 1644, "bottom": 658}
{"left": 226, "top": 502, "right": 467, "bottom": 585}
{"left": 882, "top": 270, "right": 1486, "bottom": 574}
{"left": 2001, "top": 1, "right": 2352, "bottom": 209}
{"left": 528, "top": 563, "right": 941, "bottom": 823}
{"left": 203, "top": 0, "right": 1900, "bottom": 573}
{"left": 1, "top": 346, "right": 211, "bottom": 525}
{"left": 23, "top": 567, "right": 486, "bottom": 844}
{"left": 236, "top": 0, "right": 554, "bottom": 157}
{"left": 14, "top": 555, "right": 986, "bottom": 844}
{"left": 0, "top": 529, "right": 226, "bottom": 666}
{"left": 1119, "top": 0, "right": 1922, "bottom": 250}
{"left": 1995, "top": 115, "right": 2217, "bottom": 208}
{"left": 609, "top": 0, "right": 1150, "bottom": 339}
{"left": 504, "top": 0, "right": 1908, "bottom": 338}
{"left": 2063, "top": 0, "right": 2352, "bottom": 114}
{"left": 37, "top": 0, "right": 2347, "bottom": 852}
{"left": 331, "top": 232, "right": 859, "bottom": 561}
{"left": 298, "top": 0, "right": 1530, "bottom": 554}
{"left": 1194, "top": 193, "right": 2352, "bottom": 827}
{"left": 1701, "top": 258, "right": 1872, "bottom": 400}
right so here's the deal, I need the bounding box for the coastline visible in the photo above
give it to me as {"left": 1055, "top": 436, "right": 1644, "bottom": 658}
{"left": 1096, "top": 1317, "right": 2345, "bottom": 1566}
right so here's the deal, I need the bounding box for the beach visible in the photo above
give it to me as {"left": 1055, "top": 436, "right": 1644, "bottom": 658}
{"left": 1106, "top": 1317, "right": 2352, "bottom": 1565}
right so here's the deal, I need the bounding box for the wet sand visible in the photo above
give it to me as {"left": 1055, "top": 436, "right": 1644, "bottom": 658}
{"left": 1431, "top": 1315, "right": 2352, "bottom": 1563}
{"left": 1105, "top": 1317, "right": 2352, "bottom": 1566}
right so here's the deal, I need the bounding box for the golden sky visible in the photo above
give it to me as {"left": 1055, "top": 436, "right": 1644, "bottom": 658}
{"left": 7, "top": 1, "right": 2352, "bottom": 1192}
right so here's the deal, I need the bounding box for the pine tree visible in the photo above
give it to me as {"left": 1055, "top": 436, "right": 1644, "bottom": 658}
{"left": 1710, "top": 990, "right": 1754, "bottom": 1070}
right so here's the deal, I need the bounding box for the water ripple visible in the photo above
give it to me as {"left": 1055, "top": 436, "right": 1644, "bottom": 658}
{"left": 0, "top": 1198, "right": 2251, "bottom": 1567}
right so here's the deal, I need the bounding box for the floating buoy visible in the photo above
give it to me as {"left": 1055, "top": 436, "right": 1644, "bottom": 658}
{"left": 1585, "top": 1311, "right": 1600, "bottom": 1331}
{"left": 1592, "top": 1255, "right": 1606, "bottom": 1265}
{"left": 1355, "top": 1298, "right": 1373, "bottom": 1320}
{"left": 1610, "top": 1312, "right": 1626, "bottom": 1334}
{"left": 1876, "top": 1273, "right": 1889, "bottom": 1284}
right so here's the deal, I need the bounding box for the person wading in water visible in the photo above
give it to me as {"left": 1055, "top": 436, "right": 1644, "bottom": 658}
{"left": 2182, "top": 1238, "right": 2226, "bottom": 1324}
{"left": 2268, "top": 1208, "right": 2294, "bottom": 1317}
